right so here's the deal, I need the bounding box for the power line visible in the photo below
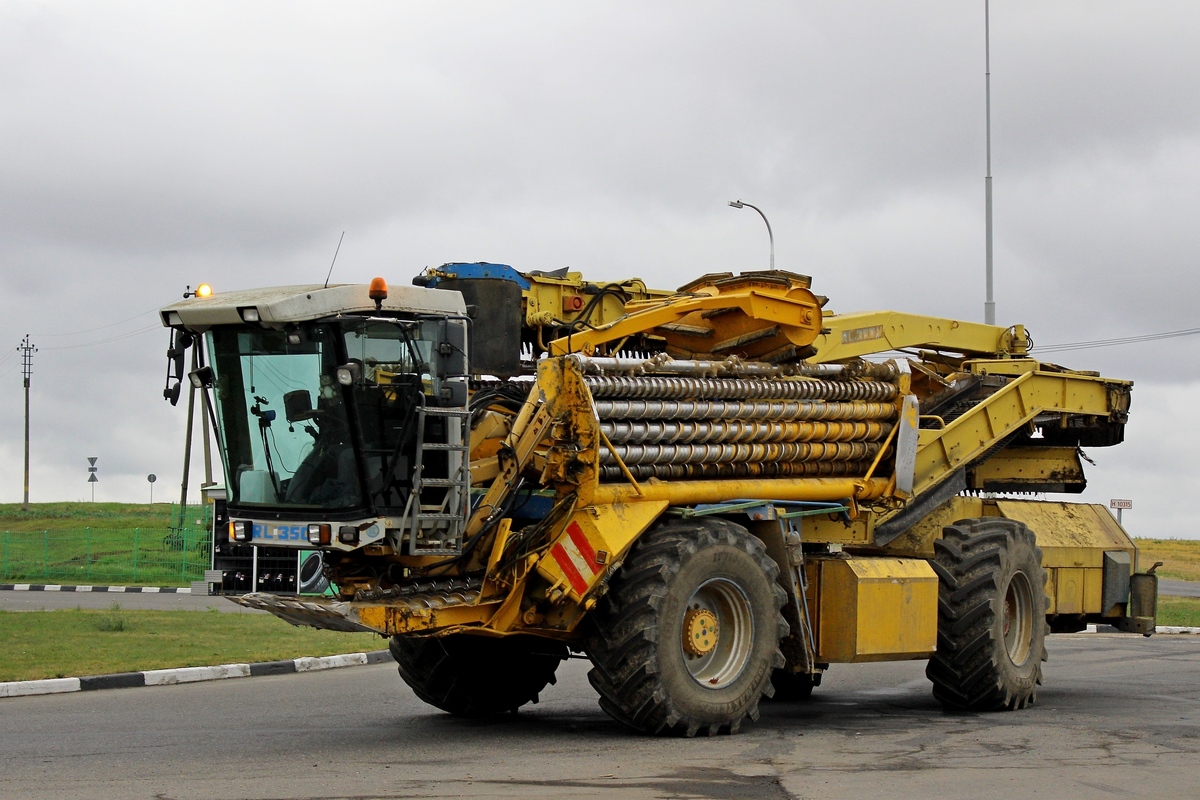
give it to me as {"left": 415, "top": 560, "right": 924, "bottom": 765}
{"left": 40, "top": 323, "right": 162, "bottom": 351}
{"left": 1034, "top": 326, "right": 1200, "bottom": 355}
{"left": 34, "top": 307, "right": 159, "bottom": 338}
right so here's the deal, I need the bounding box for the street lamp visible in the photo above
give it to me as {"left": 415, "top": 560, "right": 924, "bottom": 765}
{"left": 728, "top": 200, "right": 774, "bottom": 270}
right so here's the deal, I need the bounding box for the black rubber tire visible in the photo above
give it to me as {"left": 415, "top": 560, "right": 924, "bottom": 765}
{"left": 585, "top": 517, "right": 788, "bottom": 736}
{"left": 926, "top": 517, "right": 1049, "bottom": 711}
{"left": 768, "top": 669, "right": 818, "bottom": 702}
{"left": 389, "top": 633, "right": 567, "bottom": 716}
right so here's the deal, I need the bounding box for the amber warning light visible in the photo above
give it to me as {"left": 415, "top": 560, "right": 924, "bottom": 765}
{"left": 369, "top": 277, "right": 388, "bottom": 310}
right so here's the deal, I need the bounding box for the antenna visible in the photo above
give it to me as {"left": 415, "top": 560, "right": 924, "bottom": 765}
{"left": 324, "top": 231, "right": 346, "bottom": 289}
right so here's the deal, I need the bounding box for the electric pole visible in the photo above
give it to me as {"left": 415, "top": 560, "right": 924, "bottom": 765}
{"left": 19, "top": 335, "right": 37, "bottom": 510}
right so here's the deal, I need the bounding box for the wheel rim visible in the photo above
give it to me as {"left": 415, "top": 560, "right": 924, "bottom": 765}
{"left": 1003, "top": 571, "right": 1034, "bottom": 666}
{"left": 681, "top": 578, "right": 754, "bottom": 689}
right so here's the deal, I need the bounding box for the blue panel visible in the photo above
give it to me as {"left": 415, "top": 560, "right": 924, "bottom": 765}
{"left": 429, "top": 262, "right": 531, "bottom": 290}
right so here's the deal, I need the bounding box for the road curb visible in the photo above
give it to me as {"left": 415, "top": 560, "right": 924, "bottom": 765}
{"left": 1085, "top": 624, "right": 1200, "bottom": 635}
{"left": 0, "top": 584, "right": 192, "bottom": 594}
{"left": 0, "top": 650, "right": 393, "bottom": 699}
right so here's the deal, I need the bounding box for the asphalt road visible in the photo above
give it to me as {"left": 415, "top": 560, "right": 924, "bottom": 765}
{"left": 1160, "top": 579, "right": 1200, "bottom": 598}
{"left": 2, "top": 633, "right": 1198, "bottom": 800}
{"left": 0, "top": 590, "right": 262, "bottom": 612}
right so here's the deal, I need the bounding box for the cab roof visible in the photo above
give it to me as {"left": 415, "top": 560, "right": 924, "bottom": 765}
{"left": 160, "top": 283, "right": 467, "bottom": 331}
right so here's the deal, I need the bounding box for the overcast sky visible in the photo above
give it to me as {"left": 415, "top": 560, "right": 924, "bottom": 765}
{"left": 1, "top": 1, "right": 1197, "bottom": 540}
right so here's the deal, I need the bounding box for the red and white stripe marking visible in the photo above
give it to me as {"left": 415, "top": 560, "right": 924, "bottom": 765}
{"left": 549, "top": 521, "right": 602, "bottom": 596}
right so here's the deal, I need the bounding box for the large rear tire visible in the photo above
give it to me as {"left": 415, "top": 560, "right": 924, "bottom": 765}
{"left": 390, "top": 633, "right": 567, "bottom": 716}
{"left": 926, "top": 517, "right": 1048, "bottom": 711}
{"left": 586, "top": 518, "right": 788, "bottom": 736}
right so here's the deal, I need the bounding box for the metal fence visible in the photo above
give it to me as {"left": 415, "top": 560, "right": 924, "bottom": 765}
{"left": 0, "top": 505, "right": 212, "bottom": 587}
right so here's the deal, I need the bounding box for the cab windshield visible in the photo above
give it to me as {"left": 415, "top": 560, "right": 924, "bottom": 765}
{"left": 208, "top": 325, "right": 365, "bottom": 512}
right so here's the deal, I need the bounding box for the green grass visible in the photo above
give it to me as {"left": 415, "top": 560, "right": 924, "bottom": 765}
{"left": 1, "top": 502, "right": 209, "bottom": 587}
{"left": 0, "top": 607, "right": 379, "bottom": 682}
{"left": 0, "top": 502, "right": 180, "bottom": 532}
{"left": 1158, "top": 597, "right": 1200, "bottom": 628}
{"left": 1134, "top": 538, "right": 1200, "bottom": 583}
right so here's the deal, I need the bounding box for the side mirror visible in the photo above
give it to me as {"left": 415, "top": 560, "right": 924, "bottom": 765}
{"left": 442, "top": 378, "right": 468, "bottom": 407}
{"left": 162, "top": 329, "right": 194, "bottom": 406}
{"left": 437, "top": 321, "right": 469, "bottom": 378}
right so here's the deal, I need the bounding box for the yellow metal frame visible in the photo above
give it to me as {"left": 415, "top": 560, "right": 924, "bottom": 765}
{"left": 810, "top": 310, "right": 1028, "bottom": 361}
{"left": 909, "top": 369, "right": 1129, "bottom": 499}
{"left": 547, "top": 281, "right": 822, "bottom": 357}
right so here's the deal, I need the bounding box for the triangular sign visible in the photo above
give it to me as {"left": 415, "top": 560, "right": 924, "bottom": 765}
{"left": 88, "top": 473, "right": 98, "bottom": 483}
{"left": 87, "top": 457, "right": 98, "bottom": 466}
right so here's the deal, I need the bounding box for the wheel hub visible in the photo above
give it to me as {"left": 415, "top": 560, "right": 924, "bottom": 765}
{"left": 682, "top": 608, "right": 719, "bottom": 657}
{"left": 1003, "top": 571, "right": 1034, "bottom": 666}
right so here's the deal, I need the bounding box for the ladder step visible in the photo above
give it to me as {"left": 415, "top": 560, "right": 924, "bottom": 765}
{"left": 420, "top": 408, "right": 470, "bottom": 417}
{"left": 421, "top": 443, "right": 469, "bottom": 451}
{"left": 420, "top": 479, "right": 467, "bottom": 487}
{"left": 415, "top": 513, "right": 467, "bottom": 521}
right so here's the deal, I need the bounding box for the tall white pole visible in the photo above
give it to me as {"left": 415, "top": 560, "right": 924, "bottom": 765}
{"left": 984, "top": 0, "right": 996, "bottom": 325}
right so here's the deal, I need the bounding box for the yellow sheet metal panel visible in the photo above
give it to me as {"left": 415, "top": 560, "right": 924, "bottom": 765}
{"left": 535, "top": 500, "right": 668, "bottom": 604}
{"left": 816, "top": 557, "right": 937, "bottom": 663}
{"left": 880, "top": 495, "right": 985, "bottom": 558}
{"left": 357, "top": 601, "right": 499, "bottom": 636}
{"left": 995, "top": 500, "right": 1134, "bottom": 570}
{"left": 968, "top": 447, "right": 1086, "bottom": 493}
{"left": 1084, "top": 567, "right": 1103, "bottom": 614}
{"left": 1052, "top": 568, "right": 1086, "bottom": 615}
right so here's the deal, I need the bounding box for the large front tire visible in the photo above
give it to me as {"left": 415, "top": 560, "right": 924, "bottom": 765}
{"left": 586, "top": 518, "right": 788, "bottom": 736}
{"left": 390, "top": 633, "right": 567, "bottom": 716}
{"left": 926, "top": 517, "right": 1049, "bottom": 711}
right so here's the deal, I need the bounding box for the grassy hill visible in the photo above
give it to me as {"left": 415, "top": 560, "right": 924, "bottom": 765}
{"left": 0, "top": 502, "right": 181, "bottom": 532}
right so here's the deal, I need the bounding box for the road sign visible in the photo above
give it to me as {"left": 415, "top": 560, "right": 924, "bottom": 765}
{"left": 1110, "top": 499, "right": 1133, "bottom": 510}
{"left": 87, "top": 457, "right": 97, "bottom": 466}
{"left": 147, "top": 474, "right": 157, "bottom": 483}
{"left": 88, "top": 473, "right": 98, "bottom": 483}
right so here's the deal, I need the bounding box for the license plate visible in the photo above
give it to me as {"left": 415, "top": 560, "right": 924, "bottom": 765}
{"left": 251, "top": 523, "right": 307, "bottom": 544}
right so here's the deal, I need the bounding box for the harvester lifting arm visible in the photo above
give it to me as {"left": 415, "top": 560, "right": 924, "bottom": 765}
{"left": 809, "top": 310, "right": 1029, "bottom": 362}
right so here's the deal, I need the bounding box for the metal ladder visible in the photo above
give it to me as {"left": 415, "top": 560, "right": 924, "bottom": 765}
{"left": 405, "top": 405, "right": 471, "bottom": 555}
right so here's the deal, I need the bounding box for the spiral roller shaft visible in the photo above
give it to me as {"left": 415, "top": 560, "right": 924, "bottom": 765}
{"left": 583, "top": 361, "right": 901, "bottom": 483}
{"left": 602, "top": 440, "right": 882, "bottom": 467}
{"left": 594, "top": 399, "right": 895, "bottom": 422}
{"left": 601, "top": 419, "right": 891, "bottom": 446}
{"left": 586, "top": 376, "right": 897, "bottom": 402}
{"left": 598, "top": 460, "right": 871, "bottom": 481}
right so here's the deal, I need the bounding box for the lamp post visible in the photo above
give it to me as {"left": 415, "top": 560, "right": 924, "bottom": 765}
{"left": 984, "top": 0, "right": 996, "bottom": 325}
{"left": 728, "top": 200, "right": 774, "bottom": 270}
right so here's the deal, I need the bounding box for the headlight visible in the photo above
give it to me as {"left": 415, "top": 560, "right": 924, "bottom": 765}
{"left": 307, "top": 524, "right": 331, "bottom": 545}
{"left": 230, "top": 521, "right": 251, "bottom": 542}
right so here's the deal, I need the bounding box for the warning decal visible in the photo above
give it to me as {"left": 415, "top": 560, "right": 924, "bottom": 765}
{"left": 549, "top": 521, "right": 602, "bottom": 596}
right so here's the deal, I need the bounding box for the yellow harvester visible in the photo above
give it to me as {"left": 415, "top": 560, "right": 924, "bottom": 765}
{"left": 160, "top": 263, "right": 1157, "bottom": 736}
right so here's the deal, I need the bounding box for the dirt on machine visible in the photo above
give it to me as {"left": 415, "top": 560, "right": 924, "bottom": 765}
{"left": 160, "top": 261, "right": 1159, "bottom": 736}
